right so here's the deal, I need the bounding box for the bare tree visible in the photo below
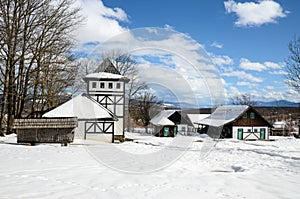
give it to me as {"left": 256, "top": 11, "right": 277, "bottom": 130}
{"left": 130, "top": 90, "right": 161, "bottom": 133}
{"left": 0, "top": 0, "right": 82, "bottom": 135}
{"left": 285, "top": 35, "right": 300, "bottom": 92}
{"left": 231, "top": 93, "right": 257, "bottom": 106}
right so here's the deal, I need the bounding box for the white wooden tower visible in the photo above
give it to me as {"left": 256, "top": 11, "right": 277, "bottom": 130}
{"left": 83, "top": 59, "right": 129, "bottom": 141}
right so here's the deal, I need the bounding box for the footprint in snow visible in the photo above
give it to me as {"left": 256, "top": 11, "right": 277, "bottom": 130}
{"left": 231, "top": 165, "right": 246, "bottom": 172}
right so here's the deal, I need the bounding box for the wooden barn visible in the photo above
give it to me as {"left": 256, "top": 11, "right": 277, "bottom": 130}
{"left": 195, "top": 105, "right": 272, "bottom": 140}
{"left": 150, "top": 110, "right": 193, "bottom": 137}
{"left": 13, "top": 118, "right": 77, "bottom": 146}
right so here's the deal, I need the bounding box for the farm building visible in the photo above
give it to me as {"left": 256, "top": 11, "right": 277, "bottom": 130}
{"left": 271, "top": 121, "right": 290, "bottom": 136}
{"left": 150, "top": 110, "right": 193, "bottom": 137}
{"left": 83, "top": 71, "right": 129, "bottom": 141}
{"left": 43, "top": 58, "right": 129, "bottom": 142}
{"left": 195, "top": 105, "right": 272, "bottom": 140}
{"left": 187, "top": 113, "right": 210, "bottom": 133}
{"left": 43, "top": 93, "right": 117, "bottom": 142}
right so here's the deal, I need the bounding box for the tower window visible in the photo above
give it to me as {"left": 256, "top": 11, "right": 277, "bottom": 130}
{"left": 116, "top": 83, "right": 121, "bottom": 89}
{"left": 108, "top": 83, "right": 113, "bottom": 89}
{"left": 92, "top": 82, "right": 96, "bottom": 88}
{"left": 100, "top": 82, "right": 105, "bottom": 88}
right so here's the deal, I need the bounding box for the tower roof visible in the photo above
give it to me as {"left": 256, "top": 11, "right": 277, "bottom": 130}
{"left": 83, "top": 72, "right": 129, "bottom": 82}
{"left": 94, "top": 58, "right": 121, "bottom": 75}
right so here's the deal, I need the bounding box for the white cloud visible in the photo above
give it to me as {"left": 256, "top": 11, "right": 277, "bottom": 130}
{"left": 75, "top": 0, "right": 129, "bottom": 43}
{"left": 211, "top": 41, "right": 223, "bottom": 49}
{"left": 266, "top": 85, "right": 274, "bottom": 90}
{"left": 224, "top": 0, "right": 288, "bottom": 27}
{"left": 264, "top": 61, "right": 281, "bottom": 69}
{"left": 212, "top": 55, "right": 234, "bottom": 66}
{"left": 222, "top": 70, "right": 263, "bottom": 83}
{"left": 239, "top": 58, "right": 265, "bottom": 71}
{"left": 269, "top": 70, "right": 288, "bottom": 75}
{"left": 239, "top": 58, "right": 283, "bottom": 72}
{"left": 237, "top": 81, "right": 258, "bottom": 87}
{"left": 90, "top": 27, "right": 226, "bottom": 106}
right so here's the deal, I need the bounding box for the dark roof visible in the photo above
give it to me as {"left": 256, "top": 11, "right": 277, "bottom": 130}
{"left": 13, "top": 118, "right": 78, "bottom": 129}
{"left": 150, "top": 110, "right": 193, "bottom": 126}
{"left": 94, "top": 58, "right": 121, "bottom": 75}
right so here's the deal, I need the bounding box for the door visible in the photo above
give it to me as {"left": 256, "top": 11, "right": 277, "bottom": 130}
{"left": 238, "top": 128, "right": 243, "bottom": 140}
{"left": 164, "top": 127, "right": 170, "bottom": 137}
{"left": 174, "top": 126, "right": 177, "bottom": 136}
{"left": 260, "top": 128, "right": 265, "bottom": 140}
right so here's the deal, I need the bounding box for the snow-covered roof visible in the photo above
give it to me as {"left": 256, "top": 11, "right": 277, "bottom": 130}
{"left": 156, "top": 117, "right": 175, "bottom": 126}
{"left": 273, "top": 121, "right": 286, "bottom": 128}
{"left": 195, "top": 105, "right": 249, "bottom": 127}
{"left": 187, "top": 114, "right": 210, "bottom": 128}
{"left": 43, "top": 94, "right": 117, "bottom": 120}
{"left": 84, "top": 72, "right": 127, "bottom": 80}
{"left": 150, "top": 110, "right": 176, "bottom": 126}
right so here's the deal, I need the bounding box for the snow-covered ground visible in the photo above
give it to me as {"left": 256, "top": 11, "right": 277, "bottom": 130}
{"left": 1, "top": 133, "right": 300, "bottom": 199}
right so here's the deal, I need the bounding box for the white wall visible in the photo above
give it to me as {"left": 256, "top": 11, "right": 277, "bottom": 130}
{"left": 89, "top": 81, "right": 124, "bottom": 93}
{"left": 74, "top": 121, "right": 113, "bottom": 142}
{"left": 232, "top": 126, "right": 269, "bottom": 140}
{"left": 177, "top": 124, "right": 188, "bottom": 135}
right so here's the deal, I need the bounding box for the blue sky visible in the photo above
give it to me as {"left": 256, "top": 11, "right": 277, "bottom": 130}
{"left": 74, "top": 0, "right": 300, "bottom": 105}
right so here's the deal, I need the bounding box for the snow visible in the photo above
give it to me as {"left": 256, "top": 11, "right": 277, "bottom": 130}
{"left": 273, "top": 121, "right": 286, "bottom": 128}
{"left": 196, "top": 105, "right": 249, "bottom": 127}
{"left": 150, "top": 110, "right": 177, "bottom": 126}
{"left": 1, "top": 133, "right": 300, "bottom": 198}
{"left": 43, "top": 94, "right": 115, "bottom": 120}
{"left": 155, "top": 117, "right": 175, "bottom": 126}
{"left": 187, "top": 114, "right": 210, "bottom": 128}
{"left": 84, "top": 72, "right": 126, "bottom": 80}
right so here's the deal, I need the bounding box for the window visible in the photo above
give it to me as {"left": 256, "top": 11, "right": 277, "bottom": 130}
{"left": 254, "top": 129, "right": 258, "bottom": 132}
{"left": 243, "top": 112, "right": 247, "bottom": 118}
{"left": 108, "top": 83, "right": 113, "bottom": 89}
{"left": 181, "top": 126, "right": 186, "bottom": 132}
{"left": 248, "top": 129, "right": 251, "bottom": 132}
{"left": 92, "top": 82, "right": 96, "bottom": 88}
{"left": 116, "top": 83, "right": 121, "bottom": 89}
{"left": 250, "top": 112, "right": 255, "bottom": 119}
{"left": 100, "top": 82, "right": 105, "bottom": 88}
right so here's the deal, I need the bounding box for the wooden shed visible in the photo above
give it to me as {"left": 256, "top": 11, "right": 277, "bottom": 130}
{"left": 152, "top": 117, "right": 178, "bottom": 137}
{"left": 13, "top": 118, "right": 77, "bottom": 145}
{"left": 150, "top": 110, "right": 193, "bottom": 137}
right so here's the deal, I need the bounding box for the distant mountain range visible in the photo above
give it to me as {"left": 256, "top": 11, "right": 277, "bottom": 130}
{"left": 163, "top": 100, "right": 300, "bottom": 109}
{"left": 255, "top": 100, "right": 299, "bottom": 107}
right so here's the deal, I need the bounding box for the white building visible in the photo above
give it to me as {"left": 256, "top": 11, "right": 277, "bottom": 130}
{"left": 43, "top": 59, "right": 129, "bottom": 142}
{"left": 195, "top": 105, "right": 272, "bottom": 140}
{"left": 43, "top": 93, "right": 117, "bottom": 142}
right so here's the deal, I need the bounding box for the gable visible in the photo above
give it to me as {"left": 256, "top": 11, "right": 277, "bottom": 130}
{"left": 151, "top": 110, "right": 193, "bottom": 126}
{"left": 168, "top": 111, "right": 193, "bottom": 126}
{"left": 233, "top": 107, "right": 271, "bottom": 127}
{"left": 94, "top": 58, "right": 121, "bottom": 75}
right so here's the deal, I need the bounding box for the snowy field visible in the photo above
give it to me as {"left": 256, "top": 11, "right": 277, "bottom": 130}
{"left": 1, "top": 133, "right": 300, "bottom": 199}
